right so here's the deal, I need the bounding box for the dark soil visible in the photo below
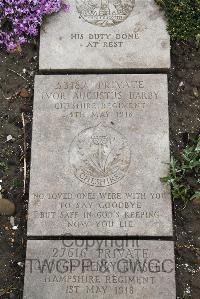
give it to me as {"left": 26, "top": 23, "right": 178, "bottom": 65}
{"left": 0, "top": 40, "right": 200, "bottom": 299}
{"left": 169, "top": 41, "right": 200, "bottom": 299}
{"left": 0, "top": 43, "right": 38, "bottom": 298}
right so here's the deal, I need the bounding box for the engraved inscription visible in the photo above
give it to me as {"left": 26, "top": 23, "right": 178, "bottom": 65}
{"left": 69, "top": 123, "right": 131, "bottom": 187}
{"left": 24, "top": 240, "right": 176, "bottom": 299}
{"left": 76, "top": 0, "right": 135, "bottom": 27}
{"left": 28, "top": 75, "right": 172, "bottom": 236}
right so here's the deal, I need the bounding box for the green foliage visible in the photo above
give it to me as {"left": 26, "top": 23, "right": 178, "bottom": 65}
{"left": 0, "top": 161, "right": 8, "bottom": 172}
{"left": 161, "top": 135, "right": 200, "bottom": 204}
{"left": 11, "top": 178, "right": 23, "bottom": 188}
{"left": 155, "top": 0, "right": 200, "bottom": 41}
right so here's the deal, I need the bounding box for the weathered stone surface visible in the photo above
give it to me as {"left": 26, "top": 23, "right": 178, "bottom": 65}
{"left": 39, "top": 0, "right": 170, "bottom": 70}
{"left": 28, "top": 74, "right": 172, "bottom": 236}
{"left": 23, "top": 239, "right": 176, "bottom": 299}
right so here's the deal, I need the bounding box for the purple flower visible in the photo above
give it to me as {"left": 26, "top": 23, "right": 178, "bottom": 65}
{"left": 0, "top": 0, "right": 70, "bottom": 51}
{"left": 61, "top": 1, "right": 70, "bottom": 13}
